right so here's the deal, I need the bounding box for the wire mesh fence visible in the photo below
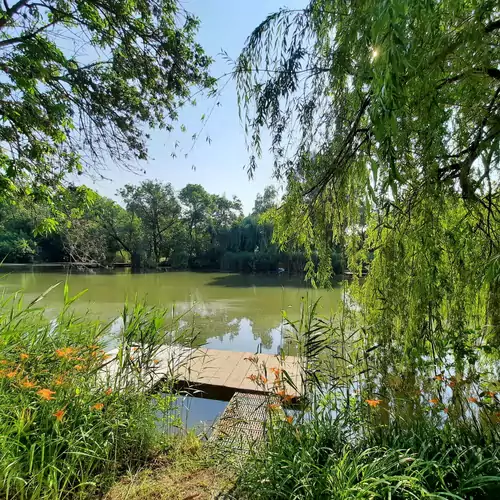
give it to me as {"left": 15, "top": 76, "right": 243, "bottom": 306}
{"left": 209, "top": 392, "right": 279, "bottom": 452}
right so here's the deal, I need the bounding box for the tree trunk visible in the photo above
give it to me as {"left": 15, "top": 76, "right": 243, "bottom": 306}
{"left": 488, "top": 280, "right": 500, "bottom": 348}
{"left": 131, "top": 251, "right": 142, "bottom": 271}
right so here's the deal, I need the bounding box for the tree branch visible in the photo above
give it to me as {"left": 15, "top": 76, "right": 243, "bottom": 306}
{"left": 0, "top": 19, "right": 57, "bottom": 47}
{"left": 0, "top": 0, "right": 30, "bottom": 28}
{"left": 460, "top": 86, "right": 500, "bottom": 199}
{"left": 485, "top": 19, "right": 500, "bottom": 33}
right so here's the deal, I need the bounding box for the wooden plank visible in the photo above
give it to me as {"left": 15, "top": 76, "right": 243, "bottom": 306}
{"left": 191, "top": 350, "right": 302, "bottom": 396}
{"left": 218, "top": 351, "right": 251, "bottom": 389}
{"left": 174, "top": 348, "right": 209, "bottom": 382}
{"left": 206, "top": 350, "right": 245, "bottom": 386}
{"left": 104, "top": 345, "right": 302, "bottom": 397}
{"left": 238, "top": 353, "right": 299, "bottom": 394}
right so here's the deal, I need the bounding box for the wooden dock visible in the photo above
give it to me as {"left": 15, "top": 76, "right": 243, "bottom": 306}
{"left": 104, "top": 346, "right": 302, "bottom": 400}
{"left": 176, "top": 348, "right": 302, "bottom": 398}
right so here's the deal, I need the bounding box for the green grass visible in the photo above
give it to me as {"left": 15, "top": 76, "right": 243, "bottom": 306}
{"left": 2, "top": 286, "right": 499, "bottom": 500}
{"left": 0, "top": 285, "right": 189, "bottom": 499}
{"left": 230, "top": 295, "right": 500, "bottom": 499}
{"left": 233, "top": 402, "right": 500, "bottom": 499}
{"left": 105, "top": 432, "right": 234, "bottom": 500}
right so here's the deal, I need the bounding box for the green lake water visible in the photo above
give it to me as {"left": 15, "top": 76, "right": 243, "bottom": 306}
{"left": 0, "top": 269, "right": 341, "bottom": 354}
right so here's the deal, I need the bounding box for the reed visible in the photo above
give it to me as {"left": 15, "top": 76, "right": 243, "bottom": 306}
{"left": 0, "top": 284, "right": 192, "bottom": 499}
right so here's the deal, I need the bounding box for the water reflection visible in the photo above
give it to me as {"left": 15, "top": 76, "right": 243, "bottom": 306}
{"left": 173, "top": 396, "right": 228, "bottom": 434}
{"left": 0, "top": 270, "right": 341, "bottom": 354}
{"left": 206, "top": 318, "right": 286, "bottom": 353}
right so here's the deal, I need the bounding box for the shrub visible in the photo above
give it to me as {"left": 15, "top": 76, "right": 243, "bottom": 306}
{"left": 236, "top": 297, "right": 500, "bottom": 499}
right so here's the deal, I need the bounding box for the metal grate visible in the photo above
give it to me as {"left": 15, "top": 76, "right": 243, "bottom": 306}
{"left": 209, "top": 391, "right": 278, "bottom": 451}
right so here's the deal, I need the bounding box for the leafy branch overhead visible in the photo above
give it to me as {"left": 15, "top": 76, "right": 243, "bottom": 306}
{"left": 236, "top": 0, "right": 500, "bottom": 267}
{"left": 237, "top": 1, "right": 499, "bottom": 199}
{"left": 0, "top": 0, "right": 215, "bottom": 199}
{"left": 236, "top": 0, "right": 500, "bottom": 356}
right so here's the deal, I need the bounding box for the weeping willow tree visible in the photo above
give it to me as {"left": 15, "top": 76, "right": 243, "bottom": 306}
{"left": 236, "top": 0, "right": 500, "bottom": 363}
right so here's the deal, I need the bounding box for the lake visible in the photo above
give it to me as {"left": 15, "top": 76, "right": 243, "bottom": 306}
{"left": 1, "top": 269, "right": 341, "bottom": 429}
{"left": 1, "top": 269, "right": 341, "bottom": 354}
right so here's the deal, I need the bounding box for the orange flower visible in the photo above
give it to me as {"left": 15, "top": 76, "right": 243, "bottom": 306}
{"left": 268, "top": 403, "right": 280, "bottom": 410}
{"left": 282, "top": 394, "right": 294, "bottom": 404}
{"left": 92, "top": 403, "right": 104, "bottom": 411}
{"left": 276, "top": 390, "right": 286, "bottom": 398}
{"left": 286, "top": 416, "right": 293, "bottom": 424}
{"left": 468, "top": 397, "right": 478, "bottom": 404}
{"left": 53, "top": 409, "right": 65, "bottom": 422}
{"left": 443, "top": 408, "right": 449, "bottom": 414}
{"left": 131, "top": 347, "right": 138, "bottom": 352}
{"left": 486, "top": 391, "right": 497, "bottom": 398}
{"left": 259, "top": 375, "right": 268, "bottom": 384}
{"left": 153, "top": 359, "right": 160, "bottom": 365}
{"left": 55, "top": 347, "right": 75, "bottom": 359}
{"left": 54, "top": 376, "right": 65, "bottom": 386}
{"left": 247, "top": 374, "right": 257, "bottom": 382}
{"left": 105, "top": 387, "right": 112, "bottom": 396}
{"left": 74, "top": 364, "right": 84, "bottom": 371}
{"left": 20, "top": 353, "right": 29, "bottom": 361}
{"left": 0, "top": 360, "right": 9, "bottom": 365}
{"left": 271, "top": 367, "right": 281, "bottom": 378}
{"left": 6, "top": 370, "right": 17, "bottom": 379}
{"left": 434, "top": 374, "right": 445, "bottom": 382}
{"left": 448, "top": 380, "right": 456, "bottom": 388}
{"left": 429, "top": 398, "right": 439, "bottom": 404}
{"left": 19, "top": 378, "right": 36, "bottom": 389}
{"left": 366, "top": 399, "right": 382, "bottom": 407}
{"left": 102, "top": 354, "right": 112, "bottom": 361}
{"left": 37, "top": 388, "right": 56, "bottom": 400}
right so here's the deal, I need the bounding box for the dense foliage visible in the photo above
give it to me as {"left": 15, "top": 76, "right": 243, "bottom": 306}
{"left": 236, "top": 0, "right": 500, "bottom": 360}
{"left": 235, "top": 298, "right": 500, "bottom": 499}
{"left": 0, "top": 288, "right": 186, "bottom": 499}
{"left": 235, "top": 405, "right": 500, "bottom": 499}
{"left": 2, "top": 0, "right": 500, "bottom": 497}
{"left": 0, "top": 0, "right": 214, "bottom": 201}
{"left": 0, "top": 182, "right": 343, "bottom": 274}
{"left": 232, "top": 3, "right": 500, "bottom": 496}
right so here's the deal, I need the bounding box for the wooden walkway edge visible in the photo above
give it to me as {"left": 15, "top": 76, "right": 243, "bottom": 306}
{"left": 104, "top": 345, "right": 302, "bottom": 399}
{"left": 176, "top": 348, "right": 302, "bottom": 398}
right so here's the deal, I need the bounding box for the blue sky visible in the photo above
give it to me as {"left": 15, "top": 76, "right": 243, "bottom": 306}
{"left": 86, "top": 0, "right": 306, "bottom": 214}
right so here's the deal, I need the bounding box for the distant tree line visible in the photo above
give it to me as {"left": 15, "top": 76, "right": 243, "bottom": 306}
{"left": 0, "top": 182, "right": 344, "bottom": 274}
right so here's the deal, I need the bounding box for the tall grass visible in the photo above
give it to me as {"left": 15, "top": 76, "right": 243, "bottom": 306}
{"left": 234, "top": 297, "right": 500, "bottom": 499}
{"left": 0, "top": 284, "right": 193, "bottom": 499}
{"left": 234, "top": 399, "right": 500, "bottom": 499}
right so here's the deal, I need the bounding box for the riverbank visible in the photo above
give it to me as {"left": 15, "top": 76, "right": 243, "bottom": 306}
{"left": 1, "top": 288, "right": 499, "bottom": 499}
{"left": 0, "top": 261, "right": 313, "bottom": 277}
{"left": 0, "top": 292, "right": 180, "bottom": 499}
